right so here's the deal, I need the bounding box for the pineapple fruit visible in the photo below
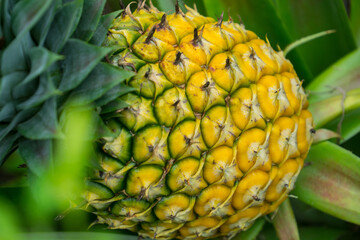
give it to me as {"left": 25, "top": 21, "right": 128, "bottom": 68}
{"left": 84, "top": 2, "right": 314, "bottom": 239}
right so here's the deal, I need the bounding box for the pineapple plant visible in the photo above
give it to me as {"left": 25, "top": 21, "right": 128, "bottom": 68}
{"left": 1, "top": 0, "right": 360, "bottom": 240}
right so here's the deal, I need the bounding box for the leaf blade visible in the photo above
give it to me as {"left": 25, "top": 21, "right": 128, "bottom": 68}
{"left": 293, "top": 141, "right": 360, "bottom": 225}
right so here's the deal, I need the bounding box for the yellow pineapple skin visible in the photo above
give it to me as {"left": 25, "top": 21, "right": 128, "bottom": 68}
{"left": 85, "top": 3, "right": 314, "bottom": 239}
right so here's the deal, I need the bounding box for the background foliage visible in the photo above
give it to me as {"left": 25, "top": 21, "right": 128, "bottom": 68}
{"left": 1, "top": 0, "right": 359, "bottom": 239}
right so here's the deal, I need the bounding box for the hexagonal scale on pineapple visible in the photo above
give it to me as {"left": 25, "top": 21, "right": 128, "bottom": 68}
{"left": 269, "top": 117, "right": 296, "bottom": 164}
{"left": 256, "top": 75, "right": 280, "bottom": 120}
{"left": 232, "top": 170, "right": 270, "bottom": 210}
{"left": 178, "top": 118, "right": 207, "bottom": 160}
{"left": 204, "top": 145, "right": 242, "bottom": 186}
{"left": 112, "top": 198, "right": 155, "bottom": 222}
{"left": 117, "top": 93, "right": 158, "bottom": 131}
{"left": 167, "top": 157, "right": 207, "bottom": 195}
{"left": 160, "top": 50, "right": 202, "bottom": 85}
{"left": 208, "top": 52, "right": 234, "bottom": 92}
{"left": 154, "top": 193, "right": 196, "bottom": 222}
{"left": 155, "top": 87, "right": 195, "bottom": 128}
{"left": 229, "top": 87, "right": 252, "bottom": 130}
{"left": 194, "top": 184, "right": 236, "bottom": 217}
{"left": 247, "top": 39, "right": 279, "bottom": 75}
{"left": 140, "top": 221, "right": 184, "bottom": 239}
{"left": 265, "top": 158, "right": 302, "bottom": 202}
{"left": 279, "top": 72, "right": 304, "bottom": 114}
{"left": 83, "top": 181, "right": 114, "bottom": 210}
{"left": 166, "top": 10, "right": 196, "bottom": 41}
{"left": 220, "top": 20, "right": 248, "bottom": 46}
{"left": 168, "top": 120, "right": 197, "bottom": 158}
{"left": 186, "top": 70, "right": 229, "bottom": 113}
{"left": 231, "top": 44, "right": 258, "bottom": 82}
{"left": 102, "top": 120, "right": 132, "bottom": 163}
{"left": 201, "top": 105, "right": 240, "bottom": 148}
{"left": 236, "top": 128, "right": 267, "bottom": 173}
{"left": 179, "top": 216, "right": 224, "bottom": 238}
{"left": 220, "top": 205, "right": 266, "bottom": 234}
{"left": 297, "top": 109, "right": 314, "bottom": 155}
{"left": 125, "top": 164, "right": 163, "bottom": 198}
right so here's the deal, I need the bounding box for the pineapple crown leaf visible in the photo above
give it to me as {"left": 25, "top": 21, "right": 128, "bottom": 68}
{"left": 0, "top": 0, "right": 134, "bottom": 167}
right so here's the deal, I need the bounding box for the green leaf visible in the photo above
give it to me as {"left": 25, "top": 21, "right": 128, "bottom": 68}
{"left": 202, "top": 0, "right": 226, "bottom": 19}
{"left": 0, "top": 109, "right": 36, "bottom": 142}
{"left": 17, "top": 98, "right": 62, "bottom": 140}
{"left": 274, "top": 0, "right": 357, "bottom": 78}
{"left": 309, "top": 88, "right": 360, "bottom": 128}
{"left": 307, "top": 49, "right": 360, "bottom": 103}
{"left": 1, "top": 31, "right": 35, "bottom": 75}
{"left": 19, "top": 139, "right": 53, "bottom": 176}
{"left": 1, "top": 0, "right": 15, "bottom": 44}
{"left": 0, "top": 103, "right": 15, "bottom": 122}
{"left": 14, "top": 232, "right": 138, "bottom": 240}
{"left": 59, "top": 39, "right": 111, "bottom": 91}
{"left": 100, "top": 99, "right": 130, "bottom": 114}
{"left": 0, "top": 133, "right": 20, "bottom": 166}
{"left": 95, "top": 83, "right": 134, "bottom": 107}
{"left": 18, "top": 47, "right": 63, "bottom": 87}
{"left": 45, "top": 0, "right": 83, "bottom": 52}
{"left": 298, "top": 227, "right": 348, "bottom": 240}
{"left": 73, "top": 0, "right": 106, "bottom": 41}
{"left": 0, "top": 71, "right": 28, "bottom": 107}
{"left": 90, "top": 10, "right": 123, "bottom": 46}
{"left": 324, "top": 107, "right": 360, "bottom": 143}
{"left": 31, "top": 0, "right": 62, "bottom": 46}
{"left": 226, "top": 0, "right": 312, "bottom": 81}
{"left": 11, "top": 0, "right": 51, "bottom": 37}
{"left": 17, "top": 72, "right": 61, "bottom": 110}
{"left": 234, "top": 218, "right": 265, "bottom": 240}
{"left": 68, "top": 62, "right": 134, "bottom": 105}
{"left": 292, "top": 141, "right": 360, "bottom": 225}
{"left": 350, "top": 0, "right": 360, "bottom": 46}
{"left": 313, "top": 129, "right": 341, "bottom": 144}
{"left": 272, "top": 199, "right": 299, "bottom": 240}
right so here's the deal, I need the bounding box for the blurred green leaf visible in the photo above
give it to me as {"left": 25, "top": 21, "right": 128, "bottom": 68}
{"left": 234, "top": 218, "right": 265, "bottom": 240}
{"left": 309, "top": 88, "right": 360, "bottom": 128}
{"left": 73, "top": 0, "right": 106, "bottom": 41}
{"left": 202, "top": 0, "right": 226, "bottom": 19}
{"left": 274, "top": 0, "right": 357, "bottom": 78}
{"left": 350, "top": 0, "right": 360, "bottom": 46}
{"left": 272, "top": 199, "right": 299, "bottom": 240}
{"left": 0, "top": 197, "right": 21, "bottom": 240}
{"left": 307, "top": 49, "right": 360, "bottom": 103}
{"left": 293, "top": 141, "right": 360, "bottom": 225}
{"left": 224, "top": 0, "right": 312, "bottom": 81}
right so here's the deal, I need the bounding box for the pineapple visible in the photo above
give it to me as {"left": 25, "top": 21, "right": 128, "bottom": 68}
{"left": 83, "top": 2, "right": 315, "bottom": 239}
